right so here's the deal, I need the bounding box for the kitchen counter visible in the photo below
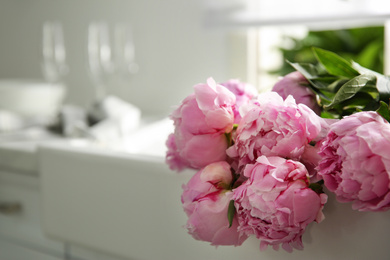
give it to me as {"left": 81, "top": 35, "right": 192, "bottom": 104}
{"left": 2, "top": 122, "right": 390, "bottom": 260}
{"left": 0, "top": 141, "right": 38, "bottom": 174}
{"left": 0, "top": 116, "right": 172, "bottom": 175}
{"left": 0, "top": 128, "right": 62, "bottom": 175}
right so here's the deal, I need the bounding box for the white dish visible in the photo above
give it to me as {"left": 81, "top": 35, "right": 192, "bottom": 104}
{"left": 0, "top": 79, "right": 65, "bottom": 119}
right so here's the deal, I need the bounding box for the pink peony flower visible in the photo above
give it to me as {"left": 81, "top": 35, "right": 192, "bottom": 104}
{"left": 318, "top": 111, "right": 390, "bottom": 211}
{"left": 272, "top": 71, "right": 321, "bottom": 115}
{"left": 181, "top": 161, "right": 248, "bottom": 246}
{"left": 220, "top": 79, "right": 258, "bottom": 124}
{"left": 300, "top": 118, "right": 339, "bottom": 180}
{"left": 227, "top": 92, "right": 323, "bottom": 170}
{"left": 233, "top": 156, "right": 327, "bottom": 252}
{"left": 166, "top": 78, "right": 236, "bottom": 171}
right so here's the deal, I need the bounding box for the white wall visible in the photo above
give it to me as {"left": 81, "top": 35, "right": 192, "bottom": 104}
{"left": 0, "top": 0, "right": 236, "bottom": 117}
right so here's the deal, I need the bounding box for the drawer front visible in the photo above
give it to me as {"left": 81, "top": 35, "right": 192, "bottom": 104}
{"left": 0, "top": 237, "right": 63, "bottom": 260}
{"left": 0, "top": 170, "right": 64, "bottom": 256}
{"left": 69, "top": 244, "right": 130, "bottom": 260}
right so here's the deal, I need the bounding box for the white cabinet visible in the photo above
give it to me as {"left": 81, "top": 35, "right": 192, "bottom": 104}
{"left": 39, "top": 141, "right": 390, "bottom": 260}
{"left": 0, "top": 140, "right": 127, "bottom": 260}
{"left": 0, "top": 238, "right": 63, "bottom": 260}
{"left": 0, "top": 168, "right": 128, "bottom": 260}
{"left": 0, "top": 170, "right": 65, "bottom": 258}
{"left": 68, "top": 245, "right": 132, "bottom": 260}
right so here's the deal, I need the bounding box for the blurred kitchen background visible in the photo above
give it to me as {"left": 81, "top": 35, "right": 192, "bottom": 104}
{"left": 1, "top": 0, "right": 390, "bottom": 118}
{"left": 1, "top": 1, "right": 390, "bottom": 259}
{"left": 0, "top": 0, "right": 234, "bottom": 118}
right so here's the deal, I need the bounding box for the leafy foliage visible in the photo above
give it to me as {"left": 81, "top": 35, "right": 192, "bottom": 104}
{"left": 227, "top": 200, "right": 236, "bottom": 228}
{"left": 377, "top": 101, "right": 390, "bottom": 122}
{"left": 289, "top": 47, "right": 390, "bottom": 120}
{"left": 272, "top": 26, "right": 384, "bottom": 76}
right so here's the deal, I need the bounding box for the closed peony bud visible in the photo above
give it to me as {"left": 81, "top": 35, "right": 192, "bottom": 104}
{"left": 272, "top": 71, "right": 321, "bottom": 115}
{"left": 181, "top": 161, "right": 248, "bottom": 246}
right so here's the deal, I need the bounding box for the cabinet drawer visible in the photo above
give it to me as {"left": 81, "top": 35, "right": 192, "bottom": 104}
{"left": 0, "top": 237, "right": 63, "bottom": 260}
{"left": 0, "top": 170, "right": 64, "bottom": 256}
{"left": 69, "top": 244, "right": 129, "bottom": 260}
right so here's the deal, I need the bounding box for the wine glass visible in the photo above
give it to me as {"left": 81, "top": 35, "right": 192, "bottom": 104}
{"left": 42, "top": 21, "right": 68, "bottom": 83}
{"left": 113, "top": 23, "right": 139, "bottom": 77}
{"left": 87, "top": 22, "right": 114, "bottom": 101}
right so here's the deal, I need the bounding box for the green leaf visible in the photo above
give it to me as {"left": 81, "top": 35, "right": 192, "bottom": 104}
{"left": 352, "top": 61, "right": 382, "bottom": 76}
{"left": 309, "top": 77, "right": 341, "bottom": 90}
{"left": 309, "top": 180, "right": 324, "bottom": 194}
{"left": 376, "top": 75, "right": 390, "bottom": 101}
{"left": 225, "top": 132, "right": 232, "bottom": 147}
{"left": 326, "top": 74, "right": 377, "bottom": 108}
{"left": 326, "top": 79, "right": 350, "bottom": 93}
{"left": 227, "top": 200, "right": 236, "bottom": 228}
{"left": 332, "top": 92, "right": 379, "bottom": 112}
{"left": 355, "top": 40, "right": 383, "bottom": 70}
{"left": 351, "top": 61, "right": 390, "bottom": 100}
{"left": 287, "top": 61, "right": 321, "bottom": 79}
{"left": 320, "top": 110, "right": 340, "bottom": 119}
{"left": 377, "top": 101, "right": 390, "bottom": 122}
{"left": 313, "top": 47, "right": 360, "bottom": 78}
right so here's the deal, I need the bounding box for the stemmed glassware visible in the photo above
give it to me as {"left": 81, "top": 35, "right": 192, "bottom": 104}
{"left": 87, "top": 22, "right": 138, "bottom": 102}
{"left": 39, "top": 21, "right": 69, "bottom": 129}
{"left": 113, "top": 24, "right": 139, "bottom": 78}
{"left": 42, "top": 21, "right": 68, "bottom": 84}
{"left": 88, "top": 22, "right": 113, "bottom": 101}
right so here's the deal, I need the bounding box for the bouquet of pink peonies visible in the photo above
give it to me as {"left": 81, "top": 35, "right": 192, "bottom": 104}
{"left": 165, "top": 47, "right": 390, "bottom": 252}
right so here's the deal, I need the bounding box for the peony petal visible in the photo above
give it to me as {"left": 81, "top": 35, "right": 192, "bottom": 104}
{"left": 292, "top": 189, "right": 321, "bottom": 224}
{"left": 181, "top": 133, "right": 228, "bottom": 169}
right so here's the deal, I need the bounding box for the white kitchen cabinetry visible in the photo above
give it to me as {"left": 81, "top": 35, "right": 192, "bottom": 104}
{"left": 68, "top": 245, "right": 133, "bottom": 260}
{"left": 0, "top": 238, "right": 63, "bottom": 260}
{"left": 0, "top": 141, "right": 126, "bottom": 260}
{"left": 38, "top": 139, "right": 390, "bottom": 260}
{"left": 2, "top": 133, "right": 390, "bottom": 260}
{"left": 0, "top": 169, "right": 65, "bottom": 259}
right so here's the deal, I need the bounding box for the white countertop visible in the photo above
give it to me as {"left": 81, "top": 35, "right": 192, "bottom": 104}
{"left": 0, "top": 128, "right": 63, "bottom": 175}
{"left": 0, "top": 117, "right": 173, "bottom": 175}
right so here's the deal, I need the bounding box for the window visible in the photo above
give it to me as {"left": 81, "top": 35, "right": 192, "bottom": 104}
{"left": 205, "top": 0, "right": 390, "bottom": 90}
